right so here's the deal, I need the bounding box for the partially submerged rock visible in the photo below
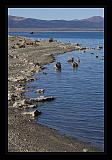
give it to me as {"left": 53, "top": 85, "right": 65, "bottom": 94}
{"left": 54, "top": 62, "right": 61, "bottom": 70}
{"left": 27, "top": 104, "right": 37, "bottom": 108}
{"left": 22, "top": 109, "right": 41, "bottom": 117}
{"left": 72, "top": 61, "right": 78, "bottom": 67}
{"left": 79, "top": 47, "right": 87, "bottom": 50}
{"left": 36, "top": 89, "right": 45, "bottom": 93}
{"left": 96, "top": 45, "right": 103, "bottom": 50}
{"left": 90, "top": 52, "right": 94, "bottom": 54}
{"left": 26, "top": 96, "right": 55, "bottom": 104}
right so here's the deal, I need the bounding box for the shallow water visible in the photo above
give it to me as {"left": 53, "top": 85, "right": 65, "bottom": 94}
{"left": 9, "top": 32, "right": 104, "bottom": 150}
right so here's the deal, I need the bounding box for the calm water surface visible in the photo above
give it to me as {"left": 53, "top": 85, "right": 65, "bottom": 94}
{"left": 9, "top": 32, "right": 104, "bottom": 150}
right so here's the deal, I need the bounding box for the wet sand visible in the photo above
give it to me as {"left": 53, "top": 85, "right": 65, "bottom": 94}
{"left": 8, "top": 35, "right": 101, "bottom": 152}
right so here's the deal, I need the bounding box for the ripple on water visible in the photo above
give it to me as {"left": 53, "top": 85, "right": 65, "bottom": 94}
{"left": 23, "top": 33, "right": 104, "bottom": 150}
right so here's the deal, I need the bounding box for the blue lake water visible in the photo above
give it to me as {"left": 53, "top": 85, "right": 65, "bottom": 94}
{"left": 9, "top": 32, "right": 104, "bottom": 150}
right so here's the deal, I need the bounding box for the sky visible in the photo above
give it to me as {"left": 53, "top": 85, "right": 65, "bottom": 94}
{"left": 8, "top": 8, "right": 104, "bottom": 20}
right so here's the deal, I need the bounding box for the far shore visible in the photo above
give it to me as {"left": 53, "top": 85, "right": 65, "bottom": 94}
{"left": 8, "top": 28, "right": 104, "bottom": 32}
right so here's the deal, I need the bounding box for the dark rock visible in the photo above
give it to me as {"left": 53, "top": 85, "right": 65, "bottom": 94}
{"left": 72, "top": 61, "right": 78, "bottom": 67}
{"left": 54, "top": 62, "right": 61, "bottom": 70}
{"left": 49, "top": 38, "right": 54, "bottom": 42}
{"left": 34, "top": 110, "right": 41, "bottom": 116}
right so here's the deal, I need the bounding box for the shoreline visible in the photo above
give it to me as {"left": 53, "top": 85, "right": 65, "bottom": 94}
{"left": 8, "top": 35, "right": 102, "bottom": 152}
{"left": 8, "top": 28, "right": 104, "bottom": 32}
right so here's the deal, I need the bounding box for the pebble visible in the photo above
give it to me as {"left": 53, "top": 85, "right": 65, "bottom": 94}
{"left": 83, "top": 148, "right": 88, "bottom": 152}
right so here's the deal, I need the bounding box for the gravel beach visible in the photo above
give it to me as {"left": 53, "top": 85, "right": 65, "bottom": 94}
{"left": 8, "top": 35, "right": 100, "bottom": 152}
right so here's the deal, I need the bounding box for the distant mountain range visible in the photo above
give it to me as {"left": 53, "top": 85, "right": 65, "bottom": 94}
{"left": 8, "top": 15, "right": 104, "bottom": 30}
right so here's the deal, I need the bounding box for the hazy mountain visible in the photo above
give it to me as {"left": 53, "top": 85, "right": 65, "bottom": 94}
{"left": 8, "top": 15, "right": 104, "bottom": 29}
{"left": 82, "top": 16, "right": 104, "bottom": 23}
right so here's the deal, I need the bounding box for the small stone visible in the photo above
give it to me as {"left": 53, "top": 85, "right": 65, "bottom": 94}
{"left": 83, "top": 148, "right": 88, "bottom": 152}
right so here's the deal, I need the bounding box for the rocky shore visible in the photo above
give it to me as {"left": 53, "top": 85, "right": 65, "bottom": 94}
{"left": 8, "top": 35, "right": 100, "bottom": 152}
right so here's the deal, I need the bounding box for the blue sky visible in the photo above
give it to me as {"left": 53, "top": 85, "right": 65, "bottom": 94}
{"left": 8, "top": 8, "right": 104, "bottom": 20}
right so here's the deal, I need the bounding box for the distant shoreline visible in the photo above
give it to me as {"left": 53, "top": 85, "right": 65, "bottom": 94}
{"left": 8, "top": 28, "right": 104, "bottom": 32}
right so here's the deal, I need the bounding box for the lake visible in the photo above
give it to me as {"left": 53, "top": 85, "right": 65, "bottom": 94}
{"left": 9, "top": 31, "right": 104, "bottom": 150}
